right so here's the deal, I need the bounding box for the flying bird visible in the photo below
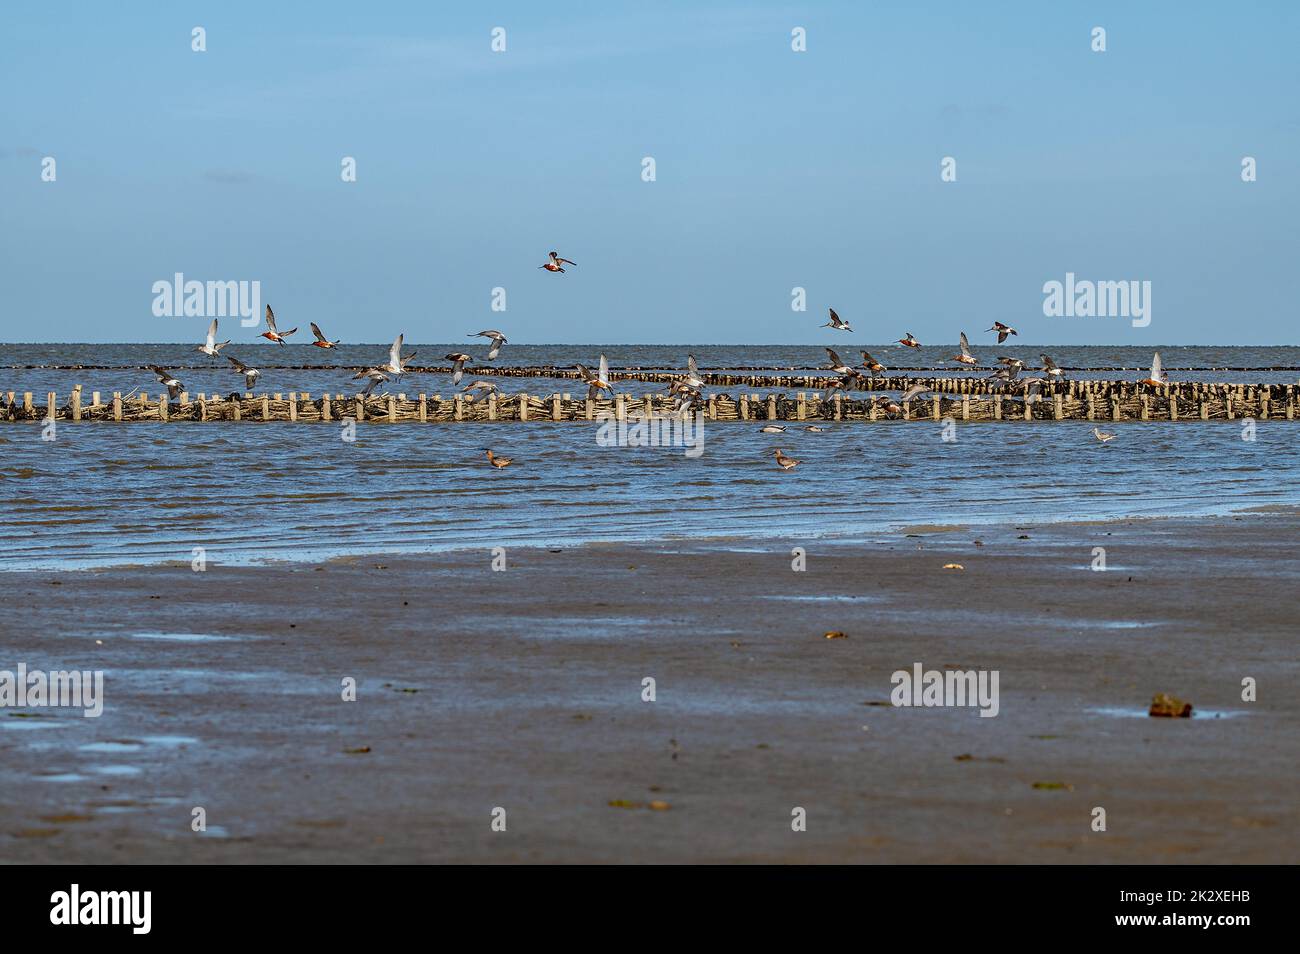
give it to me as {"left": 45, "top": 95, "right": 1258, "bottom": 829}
{"left": 860, "top": 351, "right": 887, "bottom": 375}
{"left": 773, "top": 449, "right": 801, "bottom": 470}
{"left": 462, "top": 380, "right": 499, "bottom": 402}
{"left": 445, "top": 352, "right": 472, "bottom": 386}
{"left": 259, "top": 305, "right": 297, "bottom": 345}
{"left": 949, "top": 332, "right": 977, "bottom": 366}
{"left": 900, "top": 383, "right": 930, "bottom": 405}
{"left": 378, "top": 334, "right": 416, "bottom": 376}
{"left": 823, "top": 308, "right": 852, "bottom": 332}
{"left": 576, "top": 354, "right": 615, "bottom": 400}
{"left": 683, "top": 354, "right": 706, "bottom": 391}
{"left": 468, "top": 329, "right": 507, "bottom": 360}
{"left": 351, "top": 367, "right": 389, "bottom": 397}
{"left": 987, "top": 321, "right": 1018, "bottom": 343}
{"left": 226, "top": 354, "right": 261, "bottom": 390}
{"left": 310, "top": 323, "right": 339, "bottom": 348}
{"left": 538, "top": 251, "right": 577, "bottom": 273}
{"left": 1138, "top": 352, "right": 1168, "bottom": 387}
{"left": 898, "top": 333, "right": 921, "bottom": 349}
{"left": 148, "top": 365, "right": 184, "bottom": 400}
{"left": 1040, "top": 354, "right": 1064, "bottom": 380}
{"left": 194, "top": 318, "right": 230, "bottom": 359}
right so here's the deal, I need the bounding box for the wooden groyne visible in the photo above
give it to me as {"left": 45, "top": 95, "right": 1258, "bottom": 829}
{"left": 3, "top": 382, "right": 1299, "bottom": 423}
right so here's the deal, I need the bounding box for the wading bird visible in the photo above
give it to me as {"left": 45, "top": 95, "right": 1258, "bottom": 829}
{"left": 148, "top": 365, "right": 184, "bottom": 400}
{"left": 823, "top": 308, "right": 852, "bottom": 332}
{"left": 194, "top": 318, "right": 230, "bottom": 360}
{"left": 773, "top": 449, "right": 801, "bottom": 470}
{"left": 445, "top": 352, "right": 472, "bottom": 386}
{"left": 310, "top": 323, "right": 339, "bottom": 348}
{"left": 226, "top": 354, "right": 261, "bottom": 390}
{"left": 898, "top": 332, "right": 921, "bottom": 349}
{"left": 1093, "top": 427, "right": 1115, "bottom": 443}
{"left": 485, "top": 449, "right": 513, "bottom": 469}
{"left": 759, "top": 424, "right": 785, "bottom": 433}
{"left": 538, "top": 251, "right": 577, "bottom": 273}
{"left": 987, "top": 321, "right": 1017, "bottom": 343}
{"left": 949, "top": 332, "right": 977, "bottom": 365}
{"left": 468, "top": 329, "right": 507, "bottom": 360}
{"left": 1138, "top": 352, "right": 1168, "bottom": 387}
{"left": 804, "top": 425, "right": 826, "bottom": 432}
{"left": 259, "top": 305, "right": 297, "bottom": 345}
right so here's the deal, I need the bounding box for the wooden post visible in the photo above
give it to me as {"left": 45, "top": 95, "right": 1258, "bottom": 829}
{"left": 552, "top": 395, "right": 561, "bottom": 421}
{"left": 113, "top": 393, "right": 122, "bottom": 422}
{"left": 355, "top": 396, "right": 366, "bottom": 421}
{"left": 584, "top": 397, "right": 593, "bottom": 421}
{"left": 322, "top": 394, "right": 332, "bottom": 421}
{"left": 962, "top": 395, "right": 970, "bottom": 421}
{"left": 1111, "top": 397, "right": 1121, "bottom": 421}
{"left": 740, "top": 393, "right": 749, "bottom": 420}
{"left": 454, "top": 396, "right": 463, "bottom": 421}
{"left": 993, "top": 395, "right": 1002, "bottom": 420}
{"left": 419, "top": 394, "right": 427, "bottom": 423}
{"left": 262, "top": 396, "right": 271, "bottom": 421}
{"left": 1199, "top": 399, "right": 1208, "bottom": 421}
{"left": 1086, "top": 394, "right": 1095, "bottom": 421}
{"left": 71, "top": 388, "right": 82, "bottom": 422}
{"left": 707, "top": 395, "right": 717, "bottom": 421}
{"left": 233, "top": 398, "right": 241, "bottom": 421}
{"left": 388, "top": 395, "right": 398, "bottom": 422}
{"left": 1053, "top": 394, "right": 1063, "bottom": 420}
{"left": 615, "top": 394, "right": 625, "bottom": 421}
{"left": 158, "top": 393, "right": 168, "bottom": 422}
{"left": 23, "top": 393, "right": 32, "bottom": 415}
{"left": 199, "top": 395, "right": 207, "bottom": 421}
{"left": 47, "top": 392, "right": 56, "bottom": 421}
{"left": 1140, "top": 396, "right": 1149, "bottom": 421}
{"left": 1169, "top": 395, "right": 1178, "bottom": 420}
{"left": 834, "top": 393, "right": 843, "bottom": 421}
{"left": 91, "top": 391, "right": 99, "bottom": 408}
{"left": 767, "top": 394, "right": 777, "bottom": 420}
{"left": 796, "top": 392, "right": 806, "bottom": 421}
{"left": 519, "top": 392, "right": 528, "bottom": 421}
{"left": 289, "top": 392, "right": 298, "bottom": 422}
{"left": 935, "top": 397, "right": 943, "bottom": 421}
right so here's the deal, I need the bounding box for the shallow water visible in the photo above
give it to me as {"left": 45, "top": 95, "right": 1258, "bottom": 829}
{"left": 2, "top": 406, "right": 1297, "bottom": 570}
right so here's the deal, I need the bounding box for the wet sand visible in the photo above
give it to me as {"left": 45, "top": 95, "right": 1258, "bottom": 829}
{"left": 2, "top": 512, "right": 1297, "bottom": 863}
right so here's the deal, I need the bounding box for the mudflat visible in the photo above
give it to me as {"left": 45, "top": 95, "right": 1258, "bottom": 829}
{"left": 1, "top": 512, "right": 1295, "bottom": 863}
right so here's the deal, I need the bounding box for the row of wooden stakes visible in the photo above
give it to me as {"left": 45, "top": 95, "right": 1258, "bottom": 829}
{"left": 3, "top": 384, "right": 1298, "bottom": 423}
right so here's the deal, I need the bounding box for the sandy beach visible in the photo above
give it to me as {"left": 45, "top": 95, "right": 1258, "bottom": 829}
{"left": 1, "top": 510, "right": 1295, "bottom": 864}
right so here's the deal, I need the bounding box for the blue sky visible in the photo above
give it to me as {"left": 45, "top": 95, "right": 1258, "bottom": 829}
{"left": 2, "top": 1, "right": 1297, "bottom": 344}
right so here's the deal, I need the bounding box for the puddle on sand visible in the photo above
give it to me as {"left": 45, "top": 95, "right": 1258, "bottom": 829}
{"left": 80, "top": 741, "right": 144, "bottom": 753}
{"left": 126, "top": 632, "right": 247, "bottom": 643}
{"left": 1088, "top": 706, "right": 1250, "bottom": 720}
{"left": 760, "top": 594, "right": 882, "bottom": 603}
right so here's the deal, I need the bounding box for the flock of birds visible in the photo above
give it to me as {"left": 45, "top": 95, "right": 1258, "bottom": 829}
{"left": 140, "top": 255, "right": 1169, "bottom": 468}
